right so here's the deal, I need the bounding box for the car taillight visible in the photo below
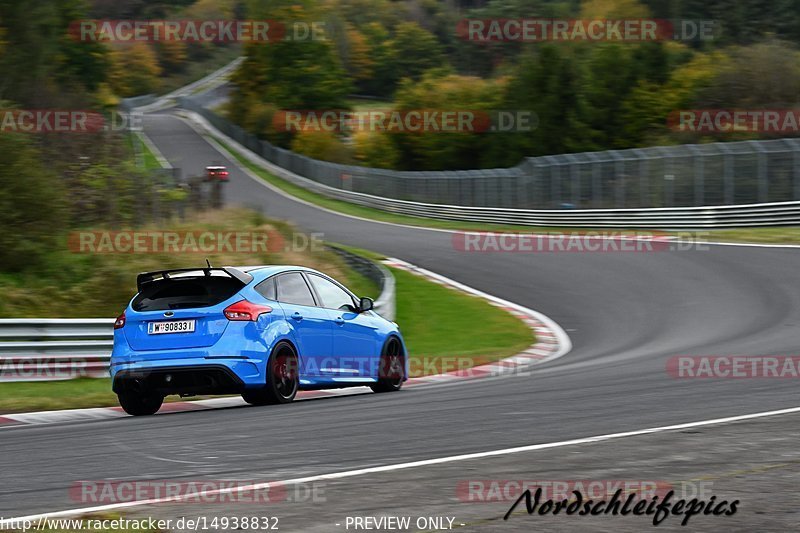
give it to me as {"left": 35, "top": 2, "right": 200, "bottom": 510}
{"left": 114, "top": 311, "right": 126, "bottom": 329}
{"left": 220, "top": 171, "right": 228, "bottom": 177}
{"left": 224, "top": 300, "right": 272, "bottom": 321}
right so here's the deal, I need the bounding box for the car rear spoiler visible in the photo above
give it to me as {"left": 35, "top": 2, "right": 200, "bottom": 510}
{"left": 136, "top": 267, "right": 254, "bottom": 293}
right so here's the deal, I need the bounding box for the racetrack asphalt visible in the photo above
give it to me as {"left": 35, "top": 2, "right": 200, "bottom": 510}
{"left": 2, "top": 111, "right": 799, "bottom": 531}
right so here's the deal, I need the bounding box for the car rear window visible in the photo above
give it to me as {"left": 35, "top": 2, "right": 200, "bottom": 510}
{"left": 132, "top": 276, "right": 244, "bottom": 311}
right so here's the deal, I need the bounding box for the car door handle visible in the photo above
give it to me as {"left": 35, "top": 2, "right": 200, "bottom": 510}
{"left": 291, "top": 312, "right": 303, "bottom": 321}
{"left": 334, "top": 317, "right": 345, "bottom": 325}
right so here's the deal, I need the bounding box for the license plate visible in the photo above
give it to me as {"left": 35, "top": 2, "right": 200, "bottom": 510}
{"left": 148, "top": 320, "right": 196, "bottom": 335}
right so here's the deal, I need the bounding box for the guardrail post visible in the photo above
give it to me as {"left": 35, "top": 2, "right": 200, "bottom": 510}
{"left": 608, "top": 151, "right": 624, "bottom": 208}
{"left": 591, "top": 154, "right": 602, "bottom": 208}
{"left": 747, "top": 141, "right": 768, "bottom": 203}
{"left": 687, "top": 145, "right": 704, "bottom": 206}
{"left": 786, "top": 139, "right": 800, "bottom": 201}
{"left": 546, "top": 157, "right": 560, "bottom": 208}
{"left": 659, "top": 147, "right": 675, "bottom": 207}
{"left": 632, "top": 149, "right": 649, "bottom": 208}
{"left": 716, "top": 143, "right": 734, "bottom": 204}
{"left": 565, "top": 154, "right": 580, "bottom": 208}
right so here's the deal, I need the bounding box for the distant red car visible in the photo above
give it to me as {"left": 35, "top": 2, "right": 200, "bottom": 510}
{"left": 206, "top": 165, "right": 229, "bottom": 181}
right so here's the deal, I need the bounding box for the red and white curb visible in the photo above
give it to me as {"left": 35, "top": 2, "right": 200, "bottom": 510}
{"left": 384, "top": 258, "right": 571, "bottom": 387}
{"left": 0, "top": 388, "right": 374, "bottom": 428}
{"left": 0, "top": 261, "right": 570, "bottom": 429}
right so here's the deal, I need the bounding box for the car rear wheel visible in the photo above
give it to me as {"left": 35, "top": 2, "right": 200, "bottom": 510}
{"left": 117, "top": 390, "right": 164, "bottom": 416}
{"left": 371, "top": 338, "right": 404, "bottom": 393}
{"left": 242, "top": 342, "right": 299, "bottom": 405}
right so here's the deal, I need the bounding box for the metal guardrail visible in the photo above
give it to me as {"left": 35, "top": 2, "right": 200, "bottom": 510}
{"left": 183, "top": 107, "right": 800, "bottom": 229}
{"left": 0, "top": 319, "right": 114, "bottom": 382}
{"left": 0, "top": 264, "right": 396, "bottom": 382}
{"left": 179, "top": 95, "right": 800, "bottom": 227}
{"left": 120, "top": 57, "right": 243, "bottom": 114}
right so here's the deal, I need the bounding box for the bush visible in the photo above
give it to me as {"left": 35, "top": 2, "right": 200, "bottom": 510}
{"left": 353, "top": 131, "right": 400, "bottom": 169}
{"left": 0, "top": 134, "right": 66, "bottom": 272}
{"left": 289, "top": 131, "right": 353, "bottom": 164}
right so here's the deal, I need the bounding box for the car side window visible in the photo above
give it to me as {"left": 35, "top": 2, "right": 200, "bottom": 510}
{"left": 308, "top": 274, "right": 356, "bottom": 311}
{"left": 276, "top": 273, "right": 316, "bottom": 306}
{"left": 255, "top": 277, "right": 276, "bottom": 301}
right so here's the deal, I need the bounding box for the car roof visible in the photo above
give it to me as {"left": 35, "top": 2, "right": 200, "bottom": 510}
{"left": 235, "top": 265, "right": 326, "bottom": 281}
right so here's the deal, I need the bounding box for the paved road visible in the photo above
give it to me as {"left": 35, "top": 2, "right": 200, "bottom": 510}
{"left": 2, "top": 111, "right": 799, "bottom": 531}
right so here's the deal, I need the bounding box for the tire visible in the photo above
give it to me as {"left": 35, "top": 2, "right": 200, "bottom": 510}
{"left": 242, "top": 342, "right": 299, "bottom": 405}
{"left": 371, "top": 337, "right": 405, "bottom": 393}
{"left": 117, "top": 390, "right": 163, "bottom": 416}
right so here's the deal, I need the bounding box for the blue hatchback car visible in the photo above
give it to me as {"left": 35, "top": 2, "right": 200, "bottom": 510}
{"left": 110, "top": 266, "right": 407, "bottom": 415}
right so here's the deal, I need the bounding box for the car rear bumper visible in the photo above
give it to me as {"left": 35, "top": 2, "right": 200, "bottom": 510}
{"left": 111, "top": 356, "right": 265, "bottom": 395}
{"left": 112, "top": 364, "right": 247, "bottom": 395}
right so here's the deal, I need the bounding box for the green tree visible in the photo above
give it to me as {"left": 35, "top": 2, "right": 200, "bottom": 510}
{"left": 107, "top": 42, "right": 162, "bottom": 97}
{"left": 391, "top": 72, "right": 505, "bottom": 170}
{"left": 0, "top": 134, "right": 66, "bottom": 272}
{"left": 501, "top": 45, "right": 589, "bottom": 159}
{"left": 289, "top": 131, "right": 352, "bottom": 164}
{"left": 353, "top": 130, "right": 400, "bottom": 169}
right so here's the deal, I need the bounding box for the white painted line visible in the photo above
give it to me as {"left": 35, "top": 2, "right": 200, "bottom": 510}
{"left": 4, "top": 405, "right": 800, "bottom": 525}
{"left": 136, "top": 131, "right": 172, "bottom": 169}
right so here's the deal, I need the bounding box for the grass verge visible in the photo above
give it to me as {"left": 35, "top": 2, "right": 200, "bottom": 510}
{"left": 136, "top": 133, "right": 163, "bottom": 170}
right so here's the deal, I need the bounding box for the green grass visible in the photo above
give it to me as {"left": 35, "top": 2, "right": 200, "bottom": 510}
{"left": 704, "top": 227, "right": 800, "bottom": 244}
{"left": 346, "top": 97, "right": 392, "bottom": 112}
{"left": 0, "top": 379, "right": 118, "bottom": 413}
{"left": 0, "top": 378, "right": 236, "bottom": 414}
{"left": 136, "top": 133, "right": 163, "bottom": 170}
{"left": 392, "top": 266, "right": 533, "bottom": 373}
{"left": 340, "top": 264, "right": 380, "bottom": 300}
{"left": 213, "top": 137, "right": 800, "bottom": 243}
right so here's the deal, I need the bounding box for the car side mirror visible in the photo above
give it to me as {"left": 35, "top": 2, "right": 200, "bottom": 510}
{"left": 358, "top": 297, "right": 374, "bottom": 313}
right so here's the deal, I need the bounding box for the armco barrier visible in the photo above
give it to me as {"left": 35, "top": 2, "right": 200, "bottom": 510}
{"left": 0, "top": 260, "right": 395, "bottom": 382}
{"left": 183, "top": 105, "right": 800, "bottom": 229}
{"left": 177, "top": 97, "right": 800, "bottom": 215}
